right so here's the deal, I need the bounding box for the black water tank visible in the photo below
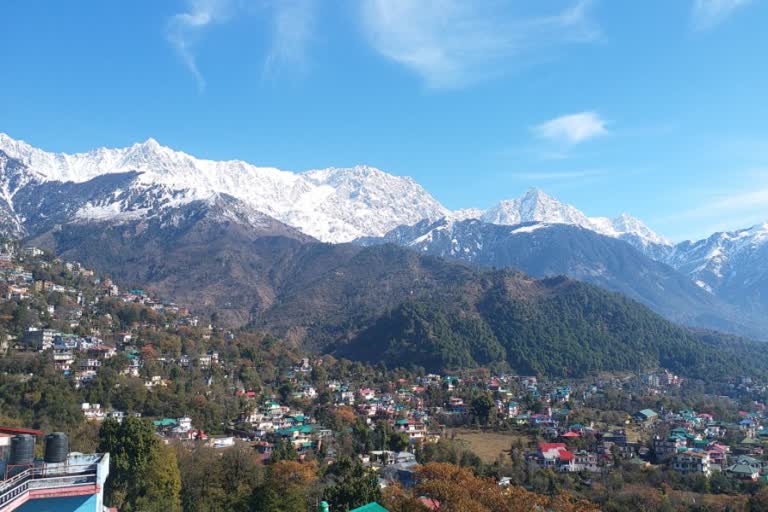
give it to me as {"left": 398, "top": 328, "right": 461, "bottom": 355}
{"left": 44, "top": 432, "right": 68, "bottom": 463}
{"left": 9, "top": 434, "right": 35, "bottom": 465}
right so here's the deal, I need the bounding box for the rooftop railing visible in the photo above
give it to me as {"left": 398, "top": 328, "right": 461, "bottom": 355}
{"left": 0, "top": 462, "right": 100, "bottom": 508}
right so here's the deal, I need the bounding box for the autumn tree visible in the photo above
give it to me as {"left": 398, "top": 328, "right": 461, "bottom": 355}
{"left": 398, "top": 463, "right": 599, "bottom": 512}
{"left": 251, "top": 460, "right": 317, "bottom": 512}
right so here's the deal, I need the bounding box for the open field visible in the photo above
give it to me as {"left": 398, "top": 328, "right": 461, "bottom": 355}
{"left": 450, "top": 429, "right": 529, "bottom": 462}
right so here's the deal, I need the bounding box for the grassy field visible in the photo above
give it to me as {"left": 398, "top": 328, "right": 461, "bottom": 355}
{"left": 450, "top": 429, "right": 529, "bottom": 462}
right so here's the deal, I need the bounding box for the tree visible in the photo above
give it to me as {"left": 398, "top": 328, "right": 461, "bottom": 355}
{"left": 271, "top": 437, "right": 298, "bottom": 463}
{"left": 250, "top": 461, "right": 316, "bottom": 512}
{"left": 134, "top": 443, "right": 182, "bottom": 512}
{"left": 471, "top": 393, "right": 496, "bottom": 426}
{"left": 98, "top": 417, "right": 181, "bottom": 511}
{"left": 324, "top": 458, "right": 382, "bottom": 512}
{"left": 404, "top": 463, "right": 599, "bottom": 512}
{"left": 388, "top": 431, "right": 410, "bottom": 453}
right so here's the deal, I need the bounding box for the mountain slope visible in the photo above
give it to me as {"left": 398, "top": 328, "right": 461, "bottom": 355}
{"left": 359, "top": 218, "right": 767, "bottom": 339}
{"left": 30, "top": 194, "right": 314, "bottom": 326}
{"left": 338, "top": 275, "right": 768, "bottom": 378}
{"left": 31, "top": 211, "right": 768, "bottom": 378}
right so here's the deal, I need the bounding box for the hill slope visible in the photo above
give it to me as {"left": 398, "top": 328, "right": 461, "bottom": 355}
{"left": 359, "top": 218, "right": 767, "bottom": 339}
{"left": 32, "top": 211, "right": 768, "bottom": 379}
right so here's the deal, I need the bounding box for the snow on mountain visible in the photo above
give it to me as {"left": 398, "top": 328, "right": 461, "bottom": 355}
{"left": 481, "top": 188, "right": 594, "bottom": 228}
{"left": 468, "top": 188, "right": 670, "bottom": 251}
{"left": 0, "top": 133, "right": 667, "bottom": 248}
{"left": 0, "top": 133, "right": 447, "bottom": 242}
{"left": 449, "top": 208, "right": 485, "bottom": 222}
{"left": 665, "top": 222, "right": 768, "bottom": 295}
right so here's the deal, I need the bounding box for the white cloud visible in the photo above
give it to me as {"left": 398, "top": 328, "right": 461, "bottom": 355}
{"left": 358, "top": 0, "right": 600, "bottom": 89}
{"left": 681, "top": 187, "right": 768, "bottom": 220}
{"left": 167, "top": 0, "right": 234, "bottom": 91}
{"left": 691, "top": 0, "right": 753, "bottom": 30}
{"left": 654, "top": 175, "right": 768, "bottom": 240}
{"left": 263, "top": 0, "right": 315, "bottom": 76}
{"left": 168, "top": 0, "right": 315, "bottom": 90}
{"left": 512, "top": 170, "right": 605, "bottom": 181}
{"left": 533, "top": 112, "right": 609, "bottom": 145}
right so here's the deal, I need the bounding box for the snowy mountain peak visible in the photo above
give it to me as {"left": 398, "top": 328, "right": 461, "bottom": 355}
{"left": 481, "top": 188, "right": 592, "bottom": 229}
{"left": 591, "top": 213, "right": 671, "bottom": 247}
{"left": 0, "top": 133, "right": 448, "bottom": 243}
{"left": 469, "top": 188, "right": 669, "bottom": 251}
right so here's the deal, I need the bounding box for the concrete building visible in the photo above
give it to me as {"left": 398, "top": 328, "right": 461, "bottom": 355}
{"left": 0, "top": 442, "right": 109, "bottom": 512}
{"left": 672, "top": 451, "right": 712, "bottom": 476}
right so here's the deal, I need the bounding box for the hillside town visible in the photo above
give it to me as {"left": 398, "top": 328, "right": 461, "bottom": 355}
{"left": 3, "top": 239, "right": 768, "bottom": 511}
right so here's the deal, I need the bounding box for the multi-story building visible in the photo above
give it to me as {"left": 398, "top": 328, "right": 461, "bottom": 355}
{"left": 672, "top": 451, "right": 712, "bottom": 476}
{"left": 654, "top": 435, "right": 687, "bottom": 461}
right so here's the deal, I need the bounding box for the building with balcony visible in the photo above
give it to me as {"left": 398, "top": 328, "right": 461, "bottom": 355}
{"left": 0, "top": 450, "right": 109, "bottom": 512}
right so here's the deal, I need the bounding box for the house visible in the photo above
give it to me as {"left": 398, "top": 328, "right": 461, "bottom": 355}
{"left": 633, "top": 409, "right": 658, "bottom": 424}
{"left": 82, "top": 403, "right": 106, "bottom": 422}
{"left": 536, "top": 442, "right": 576, "bottom": 472}
{"left": 23, "top": 328, "right": 59, "bottom": 351}
{"left": 209, "top": 436, "right": 235, "bottom": 448}
{"left": 359, "top": 388, "right": 376, "bottom": 401}
{"left": 726, "top": 463, "right": 760, "bottom": 481}
{"left": 574, "top": 450, "right": 600, "bottom": 472}
{"left": 655, "top": 435, "right": 687, "bottom": 461}
{"left": 394, "top": 419, "right": 427, "bottom": 443}
{"left": 672, "top": 451, "right": 712, "bottom": 476}
{"left": 707, "top": 443, "right": 730, "bottom": 467}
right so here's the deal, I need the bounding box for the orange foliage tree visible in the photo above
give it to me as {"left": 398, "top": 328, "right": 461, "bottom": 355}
{"left": 383, "top": 463, "right": 599, "bottom": 512}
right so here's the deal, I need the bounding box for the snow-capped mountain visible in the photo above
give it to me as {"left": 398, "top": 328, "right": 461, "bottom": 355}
{"left": 480, "top": 188, "right": 594, "bottom": 228}
{"left": 0, "top": 133, "right": 672, "bottom": 248}
{"left": 5, "top": 132, "right": 768, "bottom": 338}
{"left": 0, "top": 133, "right": 447, "bottom": 242}
{"left": 459, "top": 188, "right": 671, "bottom": 253}
{"left": 663, "top": 223, "right": 768, "bottom": 315}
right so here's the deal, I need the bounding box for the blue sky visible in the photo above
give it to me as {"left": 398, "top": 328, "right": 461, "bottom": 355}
{"left": 1, "top": 0, "right": 767, "bottom": 241}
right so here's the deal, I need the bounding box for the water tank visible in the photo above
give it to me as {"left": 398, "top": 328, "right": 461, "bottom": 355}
{"left": 9, "top": 434, "right": 35, "bottom": 465}
{"left": 44, "top": 432, "right": 69, "bottom": 463}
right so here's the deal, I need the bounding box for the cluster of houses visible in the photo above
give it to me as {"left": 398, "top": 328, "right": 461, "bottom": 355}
{"left": 646, "top": 408, "right": 768, "bottom": 480}
{"left": 239, "top": 366, "right": 438, "bottom": 470}
{"left": 7, "top": 242, "right": 768, "bottom": 492}
{"left": 514, "top": 396, "right": 768, "bottom": 483}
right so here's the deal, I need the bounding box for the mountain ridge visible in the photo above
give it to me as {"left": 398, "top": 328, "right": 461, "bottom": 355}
{"left": 3, "top": 134, "right": 768, "bottom": 339}
{"left": 0, "top": 133, "right": 665, "bottom": 247}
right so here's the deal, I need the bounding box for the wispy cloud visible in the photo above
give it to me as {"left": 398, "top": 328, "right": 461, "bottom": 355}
{"left": 167, "top": 0, "right": 234, "bottom": 91}
{"left": 691, "top": 0, "right": 753, "bottom": 30}
{"left": 512, "top": 169, "right": 606, "bottom": 181}
{"left": 654, "top": 173, "right": 768, "bottom": 240}
{"left": 358, "top": 0, "right": 600, "bottom": 89}
{"left": 263, "top": 0, "right": 315, "bottom": 77}
{"left": 533, "top": 112, "right": 609, "bottom": 145}
{"left": 677, "top": 187, "right": 768, "bottom": 221}
{"left": 168, "top": 0, "right": 315, "bottom": 90}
